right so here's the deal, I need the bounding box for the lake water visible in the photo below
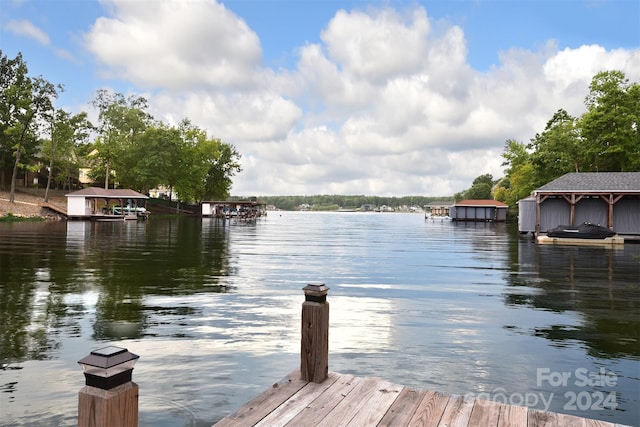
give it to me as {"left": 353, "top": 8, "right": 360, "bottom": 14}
{"left": 0, "top": 212, "right": 638, "bottom": 426}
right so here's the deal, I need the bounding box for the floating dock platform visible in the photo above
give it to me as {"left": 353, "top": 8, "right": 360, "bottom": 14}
{"left": 537, "top": 235, "right": 625, "bottom": 246}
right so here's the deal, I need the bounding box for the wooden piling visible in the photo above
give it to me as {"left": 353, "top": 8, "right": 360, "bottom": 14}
{"left": 300, "top": 283, "right": 330, "bottom": 383}
{"left": 78, "top": 381, "right": 139, "bottom": 427}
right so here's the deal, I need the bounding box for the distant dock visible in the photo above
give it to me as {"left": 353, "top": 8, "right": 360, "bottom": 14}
{"left": 213, "top": 284, "right": 627, "bottom": 427}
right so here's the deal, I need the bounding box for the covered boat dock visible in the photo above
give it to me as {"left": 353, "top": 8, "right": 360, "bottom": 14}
{"left": 518, "top": 172, "right": 640, "bottom": 242}
{"left": 65, "top": 187, "right": 149, "bottom": 220}
{"left": 201, "top": 199, "right": 267, "bottom": 220}
{"left": 450, "top": 199, "right": 508, "bottom": 222}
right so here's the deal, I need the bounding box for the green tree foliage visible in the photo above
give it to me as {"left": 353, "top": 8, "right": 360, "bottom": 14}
{"left": 529, "top": 109, "right": 582, "bottom": 184}
{"left": 0, "top": 50, "right": 61, "bottom": 201}
{"left": 0, "top": 51, "right": 25, "bottom": 187}
{"left": 580, "top": 70, "right": 640, "bottom": 171}
{"left": 497, "top": 70, "right": 639, "bottom": 209}
{"left": 86, "top": 92, "right": 241, "bottom": 202}
{"left": 42, "top": 109, "right": 91, "bottom": 200}
{"left": 91, "top": 90, "right": 150, "bottom": 189}
{"left": 202, "top": 141, "right": 242, "bottom": 201}
{"left": 122, "top": 124, "right": 182, "bottom": 193}
{"left": 0, "top": 52, "right": 247, "bottom": 207}
{"left": 454, "top": 174, "right": 495, "bottom": 201}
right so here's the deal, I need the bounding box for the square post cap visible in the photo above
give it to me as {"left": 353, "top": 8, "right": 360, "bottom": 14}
{"left": 303, "top": 283, "right": 330, "bottom": 303}
{"left": 78, "top": 346, "right": 139, "bottom": 390}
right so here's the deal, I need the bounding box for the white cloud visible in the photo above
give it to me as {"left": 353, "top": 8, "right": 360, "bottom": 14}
{"left": 82, "top": 1, "right": 640, "bottom": 197}
{"left": 321, "top": 8, "right": 431, "bottom": 83}
{"left": 3, "top": 19, "right": 50, "bottom": 45}
{"left": 86, "top": 0, "right": 263, "bottom": 90}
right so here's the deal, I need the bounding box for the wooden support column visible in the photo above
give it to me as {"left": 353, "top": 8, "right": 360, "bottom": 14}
{"left": 78, "top": 382, "right": 139, "bottom": 427}
{"left": 535, "top": 193, "right": 541, "bottom": 236}
{"left": 300, "top": 283, "right": 330, "bottom": 383}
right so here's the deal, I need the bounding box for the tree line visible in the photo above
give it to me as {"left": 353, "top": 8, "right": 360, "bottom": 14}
{"left": 255, "top": 194, "right": 452, "bottom": 211}
{"left": 0, "top": 51, "right": 241, "bottom": 204}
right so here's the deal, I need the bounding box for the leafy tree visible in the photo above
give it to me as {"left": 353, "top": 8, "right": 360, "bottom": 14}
{"left": 1, "top": 56, "right": 60, "bottom": 201}
{"left": 529, "top": 109, "right": 583, "bottom": 185}
{"left": 456, "top": 173, "right": 494, "bottom": 200}
{"left": 91, "top": 90, "right": 150, "bottom": 188}
{"left": 498, "top": 71, "right": 639, "bottom": 210}
{"left": 200, "top": 140, "right": 241, "bottom": 200}
{"left": 0, "top": 51, "right": 25, "bottom": 188}
{"left": 580, "top": 70, "right": 640, "bottom": 171}
{"left": 166, "top": 120, "right": 207, "bottom": 204}
{"left": 465, "top": 182, "right": 492, "bottom": 200}
{"left": 123, "top": 124, "right": 182, "bottom": 193}
{"left": 42, "top": 109, "right": 91, "bottom": 200}
{"left": 472, "top": 173, "right": 494, "bottom": 187}
{"left": 501, "top": 139, "right": 530, "bottom": 174}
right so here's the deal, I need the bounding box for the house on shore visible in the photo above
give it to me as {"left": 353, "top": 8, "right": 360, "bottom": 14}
{"left": 66, "top": 187, "right": 148, "bottom": 220}
{"left": 450, "top": 199, "right": 508, "bottom": 222}
{"left": 518, "top": 172, "right": 640, "bottom": 238}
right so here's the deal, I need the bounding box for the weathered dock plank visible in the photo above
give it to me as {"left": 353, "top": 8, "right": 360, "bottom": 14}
{"left": 406, "top": 390, "right": 449, "bottom": 427}
{"left": 283, "top": 374, "right": 362, "bottom": 426}
{"left": 315, "top": 377, "right": 398, "bottom": 427}
{"left": 468, "top": 399, "right": 503, "bottom": 426}
{"left": 343, "top": 379, "right": 403, "bottom": 426}
{"left": 378, "top": 388, "right": 427, "bottom": 426}
{"left": 498, "top": 403, "right": 528, "bottom": 427}
{"left": 213, "top": 371, "right": 307, "bottom": 427}
{"left": 439, "top": 395, "right": 475, "bottom": 427}
{"left": 254, "top": 372, "right": 341, "bottom": 427}
{"left": 213, "top": 371, "right": 629, "bottom": 427}
{"left": 527, "top": 408, "right": 558, "bottom": 427}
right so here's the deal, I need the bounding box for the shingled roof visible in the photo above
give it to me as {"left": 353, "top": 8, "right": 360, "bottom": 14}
{"left": 66, "top": 187, "right": 148, "bottom": 198}
{"left": 535, "top": 172, "right": 640, "bottom": 193}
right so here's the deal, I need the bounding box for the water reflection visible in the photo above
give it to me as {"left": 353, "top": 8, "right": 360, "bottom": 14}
{"left": 0, "top": 215, "right": 638, "bottom": 426}
{"left": 509, "top": 240, "right": 640, "bottom": 359}
{"left": 0, "top": 218, "right": 233, "bottom": 361}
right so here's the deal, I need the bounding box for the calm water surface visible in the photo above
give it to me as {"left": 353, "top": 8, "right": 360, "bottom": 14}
{"left": 0, "top": 212, "right": 638, "bottom": 426}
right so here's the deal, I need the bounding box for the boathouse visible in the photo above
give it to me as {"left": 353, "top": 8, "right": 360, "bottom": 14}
{"left": 66, "top": 187, "right": 148, "bottom": 220}
{"left": 202, "top": 200, "right": 266, "bottom": 219}
{"left": 518, "top": 172, "right": 640, "bottom": 237}
{"left": 449, "top": 199, "right": 507, "bottom": 222}
{"left": 424, "top": 200, "right": 454, "bottom": 216}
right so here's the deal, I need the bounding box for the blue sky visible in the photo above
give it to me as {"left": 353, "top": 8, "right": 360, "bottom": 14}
{"left": 1, "top": 0, "right": 639, "bottom": 196}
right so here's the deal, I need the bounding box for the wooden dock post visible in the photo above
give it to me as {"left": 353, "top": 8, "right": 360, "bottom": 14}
{"left": 77, "top": 346, "right": 140, "bottom": 427}
{"left": 301, "top": 283, "right": 330, "bottom": 383}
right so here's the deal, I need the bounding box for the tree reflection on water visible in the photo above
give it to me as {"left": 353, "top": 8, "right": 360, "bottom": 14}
{"left": 505, "top": 240, "right": 640, "bottom": 359}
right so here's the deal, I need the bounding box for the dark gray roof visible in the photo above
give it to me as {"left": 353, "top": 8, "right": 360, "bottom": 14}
{"left": 535, "top": 172, "right": 640, "bottom": 193}
{"left": 66, "top": 187, "right": 148, "bottom": 199}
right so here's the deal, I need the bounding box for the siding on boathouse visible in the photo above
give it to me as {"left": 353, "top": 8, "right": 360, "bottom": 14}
{"left": 518, "top": 172, "right": 640, "bottom": 235}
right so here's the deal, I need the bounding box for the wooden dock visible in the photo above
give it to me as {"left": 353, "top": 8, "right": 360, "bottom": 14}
{"left": 214, "top": 284, "right": 628, "bottom": 427}
{"left": 213, "top": 369, "right": 625, "bottom": 427}
{"left": 42, "top": 202, "right": 67, "bottom": 216}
